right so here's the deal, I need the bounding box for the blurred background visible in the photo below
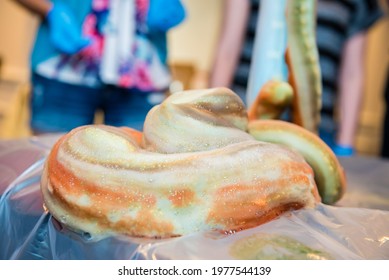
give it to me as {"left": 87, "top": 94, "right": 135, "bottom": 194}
{"left": 0, "top": 0, "right": 388, "bottom": 156}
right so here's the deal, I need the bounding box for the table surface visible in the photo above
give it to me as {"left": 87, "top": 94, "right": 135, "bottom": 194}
{"left": 1, "top": 134, "right": 389, "bottom": 211}
{"left": 337, "top": 156, "right": 389, "bottom": 210}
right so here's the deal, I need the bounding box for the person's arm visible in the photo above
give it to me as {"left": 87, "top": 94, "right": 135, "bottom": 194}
{"left": 13, "top": 0, "right": 90, "bottom": 54}
{"left": 13, "top": 0, "right": 52, "bottom": 17}
{"left": 209, "top": 0, "right": 250, "bottom": 87}
{"left": 336, "top": 32, "right": 367, "bottom": 152}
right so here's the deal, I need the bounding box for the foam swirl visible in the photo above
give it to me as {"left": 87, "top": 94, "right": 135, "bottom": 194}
{"left": 41, "top": 88, "right": 320, "bottom": 239}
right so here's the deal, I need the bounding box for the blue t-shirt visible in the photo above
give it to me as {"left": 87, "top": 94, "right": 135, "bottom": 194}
{"left": 31, "top": 0, "right": 168, "bottom": 71}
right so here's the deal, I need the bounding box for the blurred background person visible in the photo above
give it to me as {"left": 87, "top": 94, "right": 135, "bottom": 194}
{"left": 318, "top": 0, "right": 383, "bottom": 156}
{"left": 209, "top": 0, "right": 250, "bottom": 101}
{"left": 13, "top": 0, "right": 186, "bottom": 133}
{"left": 210, "top": 0, "right": 383, "bottom": 156}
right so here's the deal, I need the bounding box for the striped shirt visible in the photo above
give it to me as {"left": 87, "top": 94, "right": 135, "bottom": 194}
{"left": 317, "top": 0, "right": 383, "bottom": 138}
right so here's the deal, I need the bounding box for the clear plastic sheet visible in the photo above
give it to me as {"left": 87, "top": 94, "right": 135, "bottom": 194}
{"left": 1, "top": 135, "right": 389, "bottom": 260}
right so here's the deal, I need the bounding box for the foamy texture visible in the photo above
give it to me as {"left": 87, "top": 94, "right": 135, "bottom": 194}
{"left": 41, "top": 87, "right": 320, "bottom": 239}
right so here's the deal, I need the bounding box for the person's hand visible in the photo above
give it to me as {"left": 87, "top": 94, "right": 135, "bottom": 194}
{"left": 332, "top": 144, "right": 355, "bottom": 157}
{"left": 46, "top": 3, "right": 91, "bottom": 54}
{"left": 147, "top": 0, "right": 186, "bottom": 31}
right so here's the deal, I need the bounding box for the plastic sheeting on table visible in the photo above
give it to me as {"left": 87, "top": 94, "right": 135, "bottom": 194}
{"left": 1, "top": 135, "right": 389, "bottom": 260}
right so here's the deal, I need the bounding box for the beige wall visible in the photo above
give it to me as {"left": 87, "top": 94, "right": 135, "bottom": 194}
{"left": 168, "top": 0, "right": 223, "bottom": 72}
{"left": 0, "top": 0, "right": 38, "bottom": 82}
